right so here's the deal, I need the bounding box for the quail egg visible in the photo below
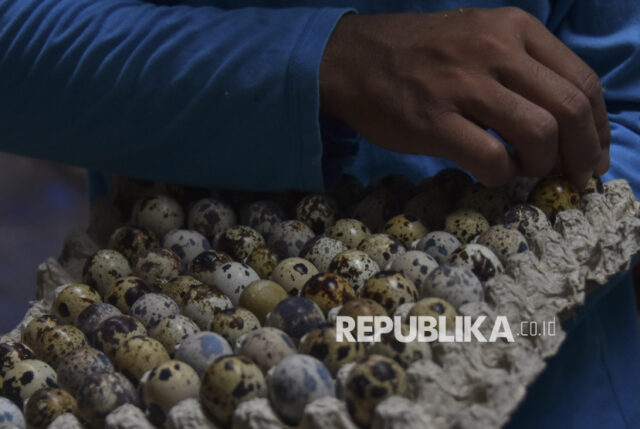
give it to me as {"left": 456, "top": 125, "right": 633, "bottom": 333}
{"left": 2, "top": 359, "right": 58, "bottom": 407}
{"left": 444, "top": 209, "right": 490, "bottom": 244}
{"left": 265, "top": 297, "right": 326, "bottom": 342}
{"left": 107, "top": 226, "right": 159, "bottom": 262}
{"left": 188, "top": 198, "right": 237, "bottom": 243}
{"left": 408, "top": 297, "right": 458, "bottom": 332}
{"left": 414, "top": 231, "right": 461, "bottom": 264}
{"left": 94, "top": 314, "right": 147, "bottom": 361}
{"left": 140, "top": 360, "right": 200, "bottom": 426}
{"left": 476, "top": 225, "right": 529, "bottom": 264}
{"left": 245, "top": 245, "right": 281, "bottom": 279}
{"left": 104, "top": 276, "right": 151, "bottom": 313}
{"left": 210, "top": 307, "right": 261, "bottom": 346}
{"left": 76, "top": 371, "right": 139, "bottom": 427}
{"left": 162, "top": 275, "right": 202, "bottom": 307}
{"left": 217, "top": 225, "right": 265, "bottom": 262}
{"left": 420, "top": 264, "right": 484, "bottom": 309}
{"left": 32, "top": 325, "right": 88, "bottom": 369}
{"left": 457, "top": 183, "right": 511, "bottom": 224}
{"left": 115, "top": 335, "right": 170, "bottom": 382}
{"left": 133, "top": 248, "right": 182, "bottom": 290}
{"left": 235, "top": 327, "right": 296, "bottom": 372}
{"left": 56, "top": 346, "right": 114, "bottom": 396}
{"left": 404, "top": 187, "right": 450, "bottom": 231}
{"left": 131, "top": 194, "right": 185, "bottom": 239}
{"left": 432, "top": 168, "right": 474, "bottom": 198}
{"left": 53, "top": 283, "right": 102, "bottom": 324}
{"left": 206, "top": 261, "right": 260, "bottom": 305}
{"left": 23, "top": 387, "right": 78, "bottom": 429}
{"left": 448, "top": 244, "right": 504, "bottom": 282}
{"left": 201, "top": 355, "right": 266, "bottom": 426}
{"left": 187, "top": 249, "right": 233, "bottom": 285}
{"left": 238, "top": 280, "right": 288, "bottom": 324}
{"left": 0, "top": 397, "right": 24, "bottom": 429}
{"left": 21, "top": 315, "right": 63, "bottom": 351}
{"left": 295, "top": 194, "right": 339, "bottom": 234}
{"left": 269, "top": 257, "right": 319, "bottom": 297}
{"left": 368, "top": 324, "right": 432, "bottom": 367}
{"left": 299, "top": 326, "right": 364, "bottom": 376}
{"left": 350, "top": 189, "right": 400, "bottom": 232}
{"left": 502, "top": 203, "right": 552, "bottom": 243}
{"left": 150, "top": 315, "right": 200, "bottom": 356}
{"left": 329, "top": 249, "right": 380, "bottom": 291}
{"left": 359, "top": 271, "right": 418, "bottom": 314}
{"left": 299, "top": 235, "right": 349, "bottom": 273}
{"left": 180, "top": 284, "right": 233, "bottom": 330}
{"left": 581, "top": 176, "right": 604, "bottom": 196}
{"left": 174, "top": 332, "right": 232, "bottom": 377}
{"left": 82, "top": 249, "right": 132, "bottom": 296}
{"left": 528, "top": 177, "right": 580, "bottom": 221}
{"left": 0, "top": 342, "right": 34, "bottom": 381}
{"left": 162, "top": 229, "right": 211, "bottom": 267}
{"left": 301, "top": 273, "right": 356, "bottom": 314}
{"left": 75, "top": 303, "right": 121, "bottom": 345}
{"left": 238, "top": 200, "right": 287, "bottom": 240}
{"left": 330, "top": 174, "right": 365, "bottom": 210}
{"left": 267, "top": 220, "right": 315, "bottom": 258}
{"left": 383, "top": 214, "right": 428, "bottom": 248}
{"left": 327, "top": 218, "right": 371, "bottom": 249}
{"left": 338, "top": 298, "right": 387, "bottom": 318}
{"left": 389, "top": 250, "right": 439, "bottom": 290}
{"left": 129, "top": 293, "right": 180, "bottom": 330}
{"left": 267, "top": 354, "right": 334, "bottom": 425}
{"left": 344, "top": 354, "right": 407, "bottom": 427}
{"left": 357, "top": 233, "right": 406, "bottom": 270}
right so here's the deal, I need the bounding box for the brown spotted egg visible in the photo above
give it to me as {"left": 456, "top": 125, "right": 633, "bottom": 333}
{"left": 238, "top": 200, "right": 287, "bottom": 240}
{"left": 94, "top": 315, "right": 147, "bottom": 361}
{"left": 350, "top": 189, "right": 400, "bottom": 232}
{"left": 368, "top": 324, "right": 432, "bottom": 367}
{"left": 338, "top": 298, "right": 387, "bottom": 318}
{"left": 150, "top": 315, "right": 200, "bottom": 357}
{"left": 270, "top": 257, "right": 319, "bottom": 297}
{"left": 133, "top": 248, "right": 182, "bottom": 290}
{"left": 235, "top": 327, "right": 297, "bottom": 372}
{"left": 502, "top": 203, "right": 552, "bottom": 242}
{"left": 0, "top": 342, "right": 34, "bottom": 394}
{"left": 420, "top": 264, "right": 484, "bottom": 309}
{"left": 448, "top": 244, "right": 504, "bottom": 282}
{"left": 210, "top": 307, "right": 261, "bottom": 346}
{"left": 76, "top": 371, "right": 139, "bottom": 427}
{"left": 327, "top": 218, "right": 371, "bottom": 249}
{"left": 414, "top": 231, "right": 462, "bottom": 264}
{"left": 299, "top": 326, "right": 364, "bottom": 376}
{"left": 180, "top": 284, "right": 233, "bottom": 330}
{"left": 115, "top": 336, "right": 170, "bottom": 381}
{"left": 301, "top": 273, "right": 356, "bottom": 314}
{"left": 201, "top": 355, "right": 266, "bottom": 427}
{"left": 267, "top": 220, "right": 315, "bottom": 258}
{"left": 187, "top": 249, "right": 233, "bottom": 285}
{"left": 299, "top": 235, "right": 349, "bottom": 272}
{"left": 344, "top": 354, "right": 407, "bottom": 427}
{"left": 359, "top": 271, "right": 418, "bottom": 314}
{"left": 131, "top": 194, "right": 185, "bottom": 239}
{"left": 528, "top": 177, "right": 580, "bottom": 221}
{"left": 206, "top": 261, "right": 260, "bottom": 305}
{"left": 32, "top": 325, "right": 88, "bottom": 369}
{"left": 24, "top": 387, "right": 78, "bottom": 429}
{"left": 162, "top": 229, "right": 211, "bottom": 267}
{"left": 162, "top": 275, "right": 203, "bottom": 307}
{"left": 129, "top": 293, "right": 180, "bottom": 330}
{"left": 357, "top": 233, "right": 406, "bottom": 270}
{"left": 82, "top": 249, "right": 132, "bottom": 296}
{"left": 188, "top": 197, "right": 237, "bottom": 243}
{"left": 21, "top": 315, "right": 63, "bottom": 351}
{"left": 217, "top": 225, "right": 265, "bottom": 262}
{"left": 329, "top": 249, "right": 380, "bottom": 291}
{"left": 408, "top": 297, "right": 458, "bottom": 332}
{"left": 383, "top": 214, "right": 428, "bottom": 248}
{"left": 75, "top": 304, "right": 121, "bottom": 345}
{"left": 457, "top": 183, "right": 512, "bottom": 224}
{"left": 476, "top": 225, "right": 529, "bottom": 264}
{"left": 265, "top": 297, "right": 326, "bottom": 342}
{"left": 104, "top": 276, "right": 151, "bottom": 313}
{"left": 56, "top": 346, "right": 114, "bottom": 396}
{"left": 245, "top": 245, "right": 281, "bottom": 279}
{"left": 581, "top": 176, "right": 604, "bottom": 196}
{"left": 295, "top": 194, "right": 339, "bottom": 234}
{"left": 239, "top": 280, "right": 288, "bottom": 324}
{"left": 2, "top": 359, "right": 58, "bottom": 407}
{"left": 444, "top": 208, "right": 490, "bottom": 244}
{"left": 108, "top": 226, "right": 159, "bottom": 262}
{"left": 389, "top": 250, "right": 439, "bottom": 290}
{"left": 53, "top": 283, "right": 102, "bottom": 324}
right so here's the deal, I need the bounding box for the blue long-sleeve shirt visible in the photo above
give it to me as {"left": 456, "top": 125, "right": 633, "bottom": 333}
{"left": 1, "top": 1, "right": 640, "bottom": 428}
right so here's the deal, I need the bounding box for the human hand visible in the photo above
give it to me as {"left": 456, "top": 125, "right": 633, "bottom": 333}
{"left": 320, "top": 8, "right": 610, "bottom": 187}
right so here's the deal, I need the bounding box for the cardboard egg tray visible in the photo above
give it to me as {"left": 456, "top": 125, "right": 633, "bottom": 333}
{"left": 2, "top": 179, "right": 640, "bottom": 429}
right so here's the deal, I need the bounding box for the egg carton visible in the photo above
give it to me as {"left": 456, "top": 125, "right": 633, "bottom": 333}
{"left": 2, "top": 179, "right": 640, "bottom": 429}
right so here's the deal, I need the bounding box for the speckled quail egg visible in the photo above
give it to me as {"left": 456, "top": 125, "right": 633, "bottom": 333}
{"left": 265, "top": 297, "right": 326, "bottom": 342}
{"left": 457, "top": 183, "right": 512, "bottom": 224}
{"left": 245, "top": 246, "right": 281, "bottom": 279}
{"left": 150, "top": 315, "right": 200, "bottom": 357}
{"left": 0, "top": 342, "right": 34, "bottom": 382}
{"left": 414, "top": 231, "right": 461, "bottom": 264}
{"left": 581, "top": 176, "right": 604, "bottom": 196}
{"left": 187, "top": 249, "right": 233, "bottom": 285}
{"left": 108, "top": 226, "right": 159, "bottom": 262}
{"left": 528, "top": 177, "right": 581, "bottom": 221}
{"left": 104, "top": 276, "right": 151, "bottom": 313}
{"left": 210, "top": 307, "right": 261, "bottom": 346}
{"left": 502, "top": 203, "right": 552, "bottom": 243}
{"left": 174, "top": 332, "right": 232, "bottom": 377}
{"left": 357, "top": 233, "right": 406, "bottom": 271}
{"left": 269, "top": 257, "right": 319, "bottom": 297}
{"left": 327, "top": 218, "right": 371, "bottom": 249}
{"left": 115, "top": 335, "right": 170, "bottom": 382}
{"left": 359, "top": 271, "right": 418, "bottom": 314}
{"left": 238, "top": 280, "right": 288, "bottom": 324}
{"left": 299, "top": 326, "right": 364, "bottom": 376}
{"left": 344, "top": 354, "right": 407, "bottom": 427}
{"left": 23, "top": 387, "right": 78, "bottom": 429}
{"left": 188, "top": 198, "right": 237, "bottom": 243}
{"left": 75, "top": 303, "right": 121, "bottom": 345}
{"left": 76, "top": 371, "right": 139, "bottom": 427}
{"left": 476, "top": 225, "right": 529, "bottom": 264}
{"left": 329, "top": 249, "right": 380, "bottom": 291}
{"left": 301, "top": 273, "right": 356, "bottom": 314}
{"left": 420, "top": 264, "right": 484, "bottom": 309}
{"left": 235, "top": 327, "right": 297, "bottom": 372}
{"left": 53, "top": 283, "right": 102, "bottom": 324}
{"left": 2, "top": 359, "right": 58, "bottom": 407}
{"left": 32, "top": 325, "right": 88, "bottom": 369}
{"left": 94, "top": 314, "right": 147, "bottom": 360}
{"left": 295, "top": 194, "right": 339, "bottom": 234}
{"left": 162, "top": 229, "right": 211, "bottom": 267}
{"left": 383, "top": 214, "right": 428, "bottom": 248}
{"left": 206, "top": 261, "right": 260, "bottom": 306}
{"left": 82, "top": 249, "right": 132, "bottom": 296}
{"left": 448, "top": 244, "right": 504, "bottom": 282}
{"left": 161, "top": 275, "right": 202, "bottom": 307}
{"left": 217, "top": 225, "right": 265, "bottom": 262}
{"left": 140, "top": 360, "right": 200, "bottom": 426}
{"left": 129, "top": 293, "right": 179, "bottom": 330}
{"left": 201, "top": 354, "right": 266, "bottom": 426}
{"left": 389, "top": 250, "right": 439, "bottom": 290}
{"left": 0, "top": 397, "right": 24, "bottom": 429}
{"left": 368, "top": 324, "right": 432, "bottom": 367}
{"left": 238, "top": 200, "right": 287, "bottom": 240}
{"left": 444, "top": 209, "right": 490, "bottom": 244}
{"left": 56, "top": 347, "right": 114, "bottom": 396}
{"left": 338, "top": 298, "right": 387, "bottom": 318}
{"left": 404, "top": 187, "right": 450, "bottom": 231}
{"left": 133, "top": 248, "right": 182, "bottom": 290}
{"left": 131, "top": 194, "right": 185, "bottom": 239}
{"left": 267, "top": 353, "right": 334, "bottom": 425}
{"left": 180, "top": 284, "right": 233, "bottom": 330}
{"left": 299, "top": 235, "right": 348, "bottom": 272}
{"left": 267, "top": 220, "right": 315, "bottom": 258}
{"left": 21, "top": 315, "right": 63, "bottom": 351}
{"left": 408, "top": 297, "right": 458, "bottom": 332}
{"left": 506, "top": 176, "right": 540, "bottom": 204}
{"left": 350, "top": 189, "right": 401, "bottom": 232}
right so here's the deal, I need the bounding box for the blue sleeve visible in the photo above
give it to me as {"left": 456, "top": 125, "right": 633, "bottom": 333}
{"left": 550, "top": 0, "right": 640, "bottom": 196}
{"left": 0, "top": 0, "right": 353, "bottom": 191}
